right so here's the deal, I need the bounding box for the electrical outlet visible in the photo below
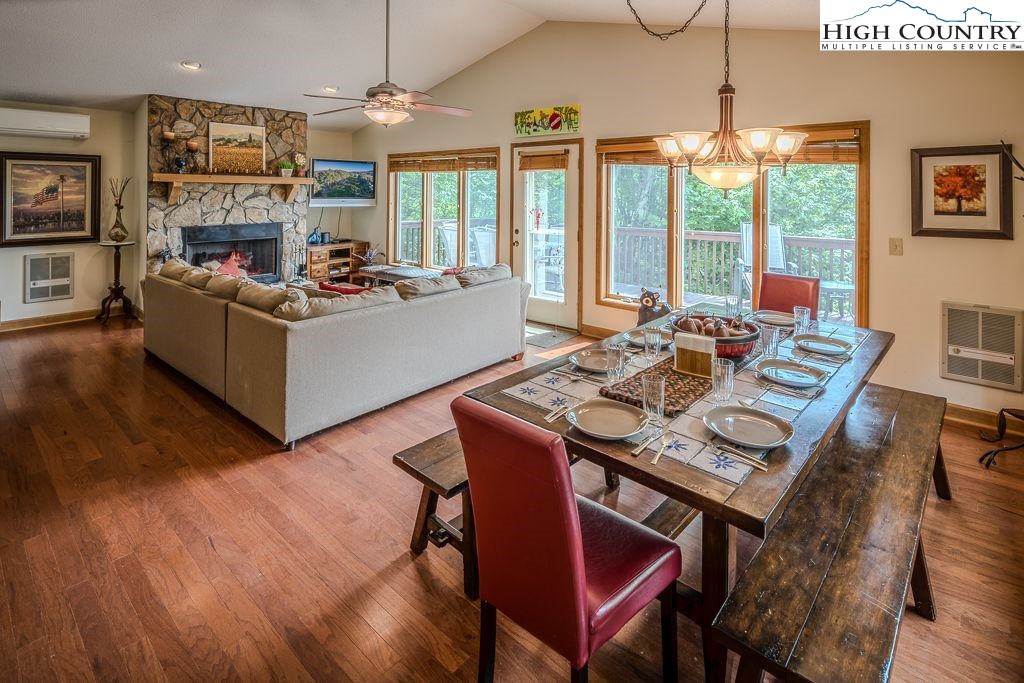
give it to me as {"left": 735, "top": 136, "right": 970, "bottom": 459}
{"left": 889, "top": 237, "right": 903, "bottom": 256}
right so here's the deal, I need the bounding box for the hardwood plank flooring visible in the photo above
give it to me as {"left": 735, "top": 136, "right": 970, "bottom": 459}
{"left": 0, "top": 319, "right": 1021, "bottom": 681}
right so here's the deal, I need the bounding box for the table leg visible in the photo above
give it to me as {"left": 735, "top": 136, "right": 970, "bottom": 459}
{"left": 95, "top": 291, "right": 115, "bottom": 323}
{"left": 932, "top": 444, "right": 952, "bottom": 500}
{"left": 701, "top": 516, "right": 736, "bottom": 683}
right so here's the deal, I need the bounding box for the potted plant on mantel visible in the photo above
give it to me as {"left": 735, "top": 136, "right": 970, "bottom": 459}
{"left": 278, "top": 161, "right": 294, "bottom": 178}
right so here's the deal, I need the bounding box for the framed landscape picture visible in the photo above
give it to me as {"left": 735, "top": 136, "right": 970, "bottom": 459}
{"left": 1, "top": 152, "right": 101, "bottom": 247}
{"left": 911, "top": 144, "right": 1013, "bottom": 239}
{"left": 209, "top": 122, "right": 266, "bottom": 174}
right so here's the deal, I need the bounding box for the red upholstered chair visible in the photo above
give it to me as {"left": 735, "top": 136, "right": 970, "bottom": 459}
{"left": 757, "top": 272, "right": 820, "bottom": 320}
{"left": 450, "top": 396, "right": 682, "bottom": 683}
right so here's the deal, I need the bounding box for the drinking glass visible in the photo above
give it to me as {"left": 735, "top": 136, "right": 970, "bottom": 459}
{"left": 604, "top": 345, "right": 626, "bottom": 384}
{"left": 643, "top": 326, "right": 664, "bottom": 366}
{"left": 642, "top": 374, "right": 666, "bottom": 429}
{"left": 711, "top": 358, "right": 735, "bottom": 405}
{"left": 725, "top": 295, "right": 739, "bottom": 318}
{"left": 762, "top": 325, "right": 781, "bottom": 359}
{"left": 793, "top": 306, "right": 811, "bottom": 334}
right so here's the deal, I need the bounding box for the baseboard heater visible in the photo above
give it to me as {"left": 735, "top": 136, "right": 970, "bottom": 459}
{"left": 942, "top": 301, "right": 1022, "bottom": 392}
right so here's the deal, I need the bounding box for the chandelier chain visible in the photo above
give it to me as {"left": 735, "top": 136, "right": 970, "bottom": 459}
{"left": 724, "top": 0, "right": 730, "bottom": 83}
{"left": 625, "top": 0, "right": 709, "bottom": 40}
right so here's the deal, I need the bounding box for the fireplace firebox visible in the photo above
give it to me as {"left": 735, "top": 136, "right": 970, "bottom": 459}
{"left": 182, "top": 223, "right": 283, "bottom": 283}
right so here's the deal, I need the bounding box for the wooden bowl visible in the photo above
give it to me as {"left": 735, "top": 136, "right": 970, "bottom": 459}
{"left": 671, "top": 314, "right": 760, "bottom": 359}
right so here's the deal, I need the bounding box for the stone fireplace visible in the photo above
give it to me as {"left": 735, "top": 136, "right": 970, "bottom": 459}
{"left": 145, "top": 94, "right": 309, "bottom": 280}
{"left": 183, "top": 223, "right": 283, "bottom": 283}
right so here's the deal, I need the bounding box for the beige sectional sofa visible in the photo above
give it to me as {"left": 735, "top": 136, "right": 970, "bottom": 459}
{"left": 144, "top": 263, "right": 529, "bottom": 445}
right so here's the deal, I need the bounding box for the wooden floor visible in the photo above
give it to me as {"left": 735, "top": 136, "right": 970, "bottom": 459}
{"left": 0, "top": 319, "right": 1021, "bottom": 682}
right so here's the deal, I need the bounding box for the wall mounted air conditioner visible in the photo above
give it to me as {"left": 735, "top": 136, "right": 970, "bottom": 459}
{"left": 0, "top": 107, "right": 90, "bottom": 140}
{"left": 942, "top": 301, "right": 1023, "bottom": 392}
{"left": 25, "top": 252, "right": 73, "bottom": 303}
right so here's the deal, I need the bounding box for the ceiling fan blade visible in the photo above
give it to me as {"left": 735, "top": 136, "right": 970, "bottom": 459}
{"left": 314, "top": 104, "right": 368, "bottom": 116}
{"left": 395, "top": 90, "right": 432, "bottom": 103}
{"left": 304, "top": 94, "right": 370, "bottom": 103}
{"left": 411, "top": 102, "right": 473, "bottom": 117}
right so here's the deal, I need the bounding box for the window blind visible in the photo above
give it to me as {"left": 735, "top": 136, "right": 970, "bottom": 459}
{"left": 388, "top": 155, "right": 497, "bottom": 173}
{"left": 517, "top": 150, "right": 569, "bottom": 172}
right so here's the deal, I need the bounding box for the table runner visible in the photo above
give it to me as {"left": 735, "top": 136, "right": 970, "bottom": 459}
{"left": 599, "top": 357, "right": 711, "bottom": 417}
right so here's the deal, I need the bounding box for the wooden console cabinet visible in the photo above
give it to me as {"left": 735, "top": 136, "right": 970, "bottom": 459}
{"left": 306, "top": 241, "right": 368, "bottom": 285}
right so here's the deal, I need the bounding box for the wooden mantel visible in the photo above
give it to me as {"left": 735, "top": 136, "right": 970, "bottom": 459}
{"left": 149, "top": 173, "right": 315, "bottom": 204}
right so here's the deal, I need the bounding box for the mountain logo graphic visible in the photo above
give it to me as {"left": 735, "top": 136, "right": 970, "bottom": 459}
{"left": 833, "top": 1, "right": 1013, "bottom": 23}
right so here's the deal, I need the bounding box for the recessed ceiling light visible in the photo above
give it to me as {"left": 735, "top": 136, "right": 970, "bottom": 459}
{"left": 322, "top": 86, "right": 339, "bottom": 94}
{"left": 180, "top": 61, "right": 202, "bottom": 71}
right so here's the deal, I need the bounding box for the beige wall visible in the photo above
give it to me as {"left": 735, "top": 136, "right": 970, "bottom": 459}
{"left": 307, "top": 129, "right": 356, "bottom": 242}
{"left": 352, "top": 21, "right": 1024, "bottom": 411}
{"left": 0, "top": 100, "right": 137, "bottom": 323}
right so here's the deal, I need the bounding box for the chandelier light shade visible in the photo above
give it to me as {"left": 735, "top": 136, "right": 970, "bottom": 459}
{"left": 364, "top": 105, "right": 412, "bottom": 127}
{"left": 633, "top": 0, "right": 806, "bottom": 195}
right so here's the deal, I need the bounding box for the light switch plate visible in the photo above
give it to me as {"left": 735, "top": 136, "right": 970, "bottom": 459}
{"left": 889, "top": 237, "right": 903, "bottom": 256}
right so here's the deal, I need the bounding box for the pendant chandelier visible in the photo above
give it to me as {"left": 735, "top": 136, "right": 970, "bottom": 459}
{"left": 630, "top": 0, "right": 807, "bottom": 196}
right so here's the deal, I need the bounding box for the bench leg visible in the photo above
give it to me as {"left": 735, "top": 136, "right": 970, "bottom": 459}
{"left": 410, "top": 487, "right": 439, "bottom": 554}
{"left": 911, "top": 538, "right": 937, "bottom": 621}
{"left": 932, "top": 444, "right": 953, "bottom": 500}
{"left": 701, "top": 516, "right": 736, "bottom": 683}
{"left": 659, "top": 585, "right": 678, "bottom": 683}
{"left": 735, "top": 658, "right": 763, "bottom": 683}
{"left": 604, "top": 469, "right": 620, "bottom": 492}
{"left": 462, "top": 490, "right": 480, "bottom": 600}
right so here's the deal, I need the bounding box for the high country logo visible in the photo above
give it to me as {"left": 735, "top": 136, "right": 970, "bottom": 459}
{"left": 820, "top": 0, "right": 1023, "bottom": 50}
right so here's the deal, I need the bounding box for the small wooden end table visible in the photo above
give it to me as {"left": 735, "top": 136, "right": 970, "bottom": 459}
{"left": 96, "top": 240, "right": 137, "bottom": 323}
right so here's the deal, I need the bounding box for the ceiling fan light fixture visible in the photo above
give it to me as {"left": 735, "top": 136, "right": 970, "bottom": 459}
{"left": 364, "top": 105, "right": 411, "bottom": 127}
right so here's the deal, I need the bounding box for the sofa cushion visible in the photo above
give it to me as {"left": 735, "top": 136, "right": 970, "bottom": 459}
{"left": 237, "top": 282, "right": 306, "bottom": 313}
{"left": 205, "top": 273, "right": 245, "bottom": 300}
{"left": 457, "top": 263, "right": 511, "bottom": 288}
{"left": 181, "top": 267, "right": 216, "bottom": 289}
{"left": 273, "top": 286, "right": 402, "bottom": 321}
{"left": 395, "top": 275, "right": 460, "bottom": 300}
{"left": 286, "top": 283, "right": 339, "bottom": 299}
{"left": 320, "top": 281, "right": 370, "bottom": 295}
{"left": 158, "top": 258, "right": 192, "bottom": 281}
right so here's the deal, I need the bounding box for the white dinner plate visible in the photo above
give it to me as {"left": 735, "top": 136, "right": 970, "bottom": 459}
{"left": 624, "top": 329, "right": 673, "bottom": 348}
{"left": 569, "top": 349, "right": 612, "bottom": 373}
{"left": 753, "top": 310, "right": 795, "bottom": 326}
{"left": 703, "top": 405, "right": 795, "bottom": 449}
{"left": 793, "top": 334, "right": 853, "bottom": 356}
{"left": 566, "top": 398, "right": 649, "bottom": 440}
{"left": 754, "top": 359, "right": 828, "bottom": 389}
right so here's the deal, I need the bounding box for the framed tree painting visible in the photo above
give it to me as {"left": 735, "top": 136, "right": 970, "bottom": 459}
{"left": 911, "top": 144, "right": 1013, "bottom": 239}
{"left": 1, "top": 152, "right": 101, "bottom": 247}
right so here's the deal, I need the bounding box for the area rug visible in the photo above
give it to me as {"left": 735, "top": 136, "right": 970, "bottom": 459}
{"left": 525, "top": 324, "right": 576, "bottom": 349}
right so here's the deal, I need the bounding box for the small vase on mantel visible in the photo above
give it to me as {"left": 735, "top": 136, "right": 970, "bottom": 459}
{"left": 107, "top": 177, "right": 132, "bottom": 242}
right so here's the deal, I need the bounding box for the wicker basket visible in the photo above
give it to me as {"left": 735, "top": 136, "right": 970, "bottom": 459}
{"left": 671, "top": 314, "right": 760, "bottom": 359}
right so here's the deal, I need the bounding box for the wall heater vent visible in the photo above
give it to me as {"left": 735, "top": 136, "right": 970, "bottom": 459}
{"left": 942, "top": 301, "right": 1023, "bottom": 392}
{"left": 24, "top": 252, "right": 73, "bottom": 303}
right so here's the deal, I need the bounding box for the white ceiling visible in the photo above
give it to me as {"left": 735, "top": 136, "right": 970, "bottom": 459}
{"left": 0, "top": 0, "right": 819, "bottom": 131}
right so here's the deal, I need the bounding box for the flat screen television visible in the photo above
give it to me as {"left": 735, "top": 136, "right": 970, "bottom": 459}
{"left": 309, "top": 158, "right": 376, "bottom": 207}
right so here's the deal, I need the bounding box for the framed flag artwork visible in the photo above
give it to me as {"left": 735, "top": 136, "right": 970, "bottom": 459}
{"left": 1, "top": 152, "right": 101, "bottom": 247}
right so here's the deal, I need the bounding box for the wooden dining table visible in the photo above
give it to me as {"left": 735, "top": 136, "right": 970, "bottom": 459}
{"left": 463, "top": 313, "right": 894, "bottom": 682}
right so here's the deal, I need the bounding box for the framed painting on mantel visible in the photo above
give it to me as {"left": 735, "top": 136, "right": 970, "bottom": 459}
{"left": 1, "top": 152, "right": 101, "bottom": 247}
{"left": 911, "top": 144, "right": 1013, "bottom": 239}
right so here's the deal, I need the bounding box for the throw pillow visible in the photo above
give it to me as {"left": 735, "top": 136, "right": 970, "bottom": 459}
{"left": 273, "top": 287, "right": 402, "bottom": 321}
{"left": 320, "top": 281, "right": 370, "bottom": 295}
{"left": 158, "top": 258, "right": 192, "bottom": 281}
{"left": 205, "top": 273, "right": 245, "bottom": 300}
{"left": 285, "top": 283, "right": 340, "bottom": 299}
{"left": 236, "top": 282, "right": 306, "bottom": 313}
{"left": 181, "top": 267, "right": 215, "bottom": 289}
{"left": 395, "top": 275, "right": 460, "bottom": 300}
{"left": 457, "top": 263, "right": 512, "bottom": 288}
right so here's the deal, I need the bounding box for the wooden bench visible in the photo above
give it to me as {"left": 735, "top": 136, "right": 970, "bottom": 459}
{"left": 712, "top": 384, "right": 952, "bottom": 682}
{"left": 394, "top": 428, "right": 698, "bottom": 599}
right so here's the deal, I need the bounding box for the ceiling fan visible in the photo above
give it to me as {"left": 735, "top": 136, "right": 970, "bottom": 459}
{"left": 305, "top": 0, "right": 472, "bottom": 127}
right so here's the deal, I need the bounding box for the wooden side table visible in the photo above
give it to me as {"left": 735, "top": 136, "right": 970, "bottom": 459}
{"left": 96, "top": 240, "right": 137, "bottom": 323}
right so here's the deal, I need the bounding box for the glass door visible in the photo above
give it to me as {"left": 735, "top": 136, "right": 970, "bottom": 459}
{"left": 512, "top": 145, "right": 579, "bottom": 329}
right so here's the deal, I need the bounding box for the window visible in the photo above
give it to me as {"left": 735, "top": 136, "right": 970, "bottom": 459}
{"left": 388, "top": 149, "right": 499, "bottom": 269}
{"left": 598, "top": 123, "right": 869, "bottom": 324}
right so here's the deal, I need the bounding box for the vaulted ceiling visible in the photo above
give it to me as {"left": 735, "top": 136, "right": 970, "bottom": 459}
{"left": 0, "top": 0, "right": 819, "bottom": 131}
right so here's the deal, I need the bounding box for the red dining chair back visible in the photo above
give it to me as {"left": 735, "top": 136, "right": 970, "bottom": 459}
{"left": 758, "top": 272, "right": 820, "bottom": 319}
{"left": 450, "top": 396, "right": 682, "bottom": 682}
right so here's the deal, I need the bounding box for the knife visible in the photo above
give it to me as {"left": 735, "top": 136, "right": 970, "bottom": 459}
{"left": 714, "top": 444, "right": 769, "bottom": 471}
{"left": 630, "top": 428, "right": 662, "bottom": 456}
